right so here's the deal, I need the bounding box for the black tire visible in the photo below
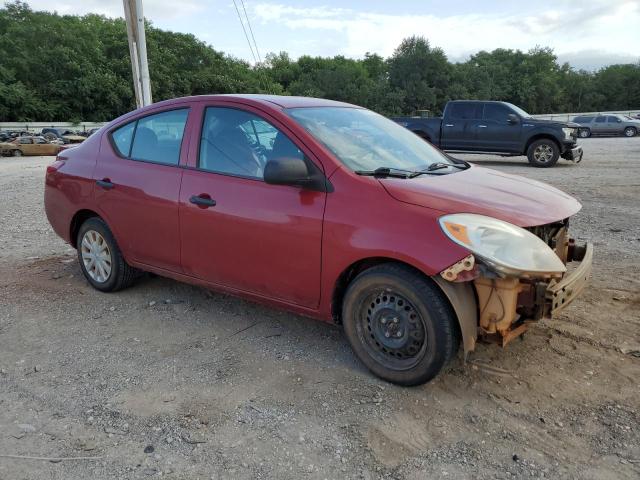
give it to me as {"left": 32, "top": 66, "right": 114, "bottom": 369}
{"left": 526, "top": 139, "right": 560, "bottom": 167}
{"left": 76, "top": 217, "right": 137, "bottom": 292}
{"left": 12, "top": 149, "right": 22, "bottom": 157}
{"left": 624, "top": 127, "right": 636, "bottom": 137}
{"left": 342, "top": 263, "right": 459, "bottom": 386}
{"left": 578, "top": 128, "right": 591, "bottom": 138}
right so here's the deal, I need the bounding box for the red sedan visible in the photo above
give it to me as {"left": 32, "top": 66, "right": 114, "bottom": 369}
{"left": 45, "top": 95, "right": 592, "bottom": 385}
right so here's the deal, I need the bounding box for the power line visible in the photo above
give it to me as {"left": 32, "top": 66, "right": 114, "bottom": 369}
{"left": 232, "top": 0, "right": 258, "bottom": 64}
{"left": 232, "top": 0, "right": 272, "bottom": 93}
{"left": 240, "top": 0, "right": 262, "bottom": 64}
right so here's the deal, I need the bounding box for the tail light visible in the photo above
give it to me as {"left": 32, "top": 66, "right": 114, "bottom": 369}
{"left": 46, "top": 159, "right": 66, "bottom": 175}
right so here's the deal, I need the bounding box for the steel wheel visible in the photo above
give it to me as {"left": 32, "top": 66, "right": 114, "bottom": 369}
{"left": 533, "top": 144, "right": 554, "bottom": 163}
{"left": 80, "top": 229, "right": 112, "bottom": 283}
{"left": 358, "top": 290, "right": 428, "bottom": 371}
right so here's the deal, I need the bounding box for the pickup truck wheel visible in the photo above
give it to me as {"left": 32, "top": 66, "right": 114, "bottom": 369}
{"left": 578, "top": 128, "right": 591, "bottom": 138}
{"left": 342, "top": 264, "right": 458, "bottom": 386}
{"left": 527, "top": 139, "right": 559, "bottom": 167}
{"left": 12, "top": 149, "right": 22, "bottom": 157}
{"left": 624, "top": 127, "right": 636, "bottom": 137}
{"left": 76, "top": 217, "right": 138, "bottom": 292}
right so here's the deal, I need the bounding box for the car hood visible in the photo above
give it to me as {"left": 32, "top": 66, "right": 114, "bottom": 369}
{"left": 380, "top": 165, "right": 581, "bottom": 227}
{"left": 528, "top": 117, "right": 578, "bottom": 128}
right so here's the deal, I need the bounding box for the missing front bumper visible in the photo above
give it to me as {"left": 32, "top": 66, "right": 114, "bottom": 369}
{"left": 473, "top": 242, "right": 593, "bottom": 347}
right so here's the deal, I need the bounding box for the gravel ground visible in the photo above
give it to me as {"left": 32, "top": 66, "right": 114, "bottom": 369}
{"left": 1, "top": 138, "right": 639, "bottom": 480}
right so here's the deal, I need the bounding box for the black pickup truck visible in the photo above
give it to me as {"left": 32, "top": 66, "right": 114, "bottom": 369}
{"left": 393, "top": 100, "right": 583, "bottom": 167}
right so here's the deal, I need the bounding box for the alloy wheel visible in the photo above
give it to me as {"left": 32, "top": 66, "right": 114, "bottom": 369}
{"left": 533, "top": 144, "right": 554, "bottom": 163}
{"left": 80, "top": 229, "right": 112, "bottom": 283}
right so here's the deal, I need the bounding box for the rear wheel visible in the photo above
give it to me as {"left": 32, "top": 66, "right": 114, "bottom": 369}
{"left": 342, "top": 264, "right": 459, "bottom": 386}
{"left": 527, "top": 139, "right": 559, "bottom": 167}
{"left": 624, "top": 127, "right": 636, "bottom": 137}
{"left": 12, "top": 149, "right": 22, "bottom": 157}
{"left": 578, "top": 128, "right": 591, "bottom": 138}
{"left": 76, "top": 217, "right": 137, "bottom": 292}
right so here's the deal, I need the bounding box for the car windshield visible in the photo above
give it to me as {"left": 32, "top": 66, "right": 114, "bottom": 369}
{"left": 505, "top": 103, "right": 531, "bottom": 118}
{"left": 286, "top": 107, "right": 452, "bottom": 172}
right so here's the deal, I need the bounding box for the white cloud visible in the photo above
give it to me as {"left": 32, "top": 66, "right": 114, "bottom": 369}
{"left": 25, "top": 0, "right": 205, "bottom": 21}
{"left": 251, "top": 0, "right": 640, "bottom": 67}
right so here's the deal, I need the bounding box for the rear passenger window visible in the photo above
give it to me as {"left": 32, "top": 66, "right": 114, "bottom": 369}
{"left": 130, "top": 109, "right": 188, "bottom": 165}
{"left": 110, "top": 109, "right": 189, "bottom": 165}
{"left": 448, "top": 103, "right": 481, "bottom": 120}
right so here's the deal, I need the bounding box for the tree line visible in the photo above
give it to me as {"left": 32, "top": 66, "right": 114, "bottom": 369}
{"left": 1, "top": 1, "right": 639, "bottom": 122}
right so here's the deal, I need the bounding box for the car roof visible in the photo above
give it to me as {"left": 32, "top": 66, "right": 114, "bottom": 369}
{"left": 149, "top": 94, "right": 358, "bottom": 110}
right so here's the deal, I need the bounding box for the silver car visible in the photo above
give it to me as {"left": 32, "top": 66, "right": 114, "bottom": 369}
{"left": 573, "top": 114, "right": 640, "bottom": 138}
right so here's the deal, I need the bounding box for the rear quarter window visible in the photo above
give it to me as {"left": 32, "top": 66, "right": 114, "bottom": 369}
{"left": 111, "top": 122, "right": 135, "bottom": 157}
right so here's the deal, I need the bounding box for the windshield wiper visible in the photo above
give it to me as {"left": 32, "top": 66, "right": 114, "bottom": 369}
{"left": 426, "top": 161, "right": 470, "bottom": 172}
{"left": 355, "top": 167, "right": 417, "bottom": 178}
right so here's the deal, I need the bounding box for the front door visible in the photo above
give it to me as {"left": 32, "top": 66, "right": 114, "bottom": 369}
{"left": 93, "top": 107, "right": 191, "bottom": 272}
{"left": 475, "top": 103, "right": 522, "bottom": 152}
{"left": 606, "top": 115, "right": 622, "bottom": 135}
{"left": 593, "top": 116, "right": 607, "bottom": 134}
{"left": 179, "top": 105, "right": 325, "bottom": 308}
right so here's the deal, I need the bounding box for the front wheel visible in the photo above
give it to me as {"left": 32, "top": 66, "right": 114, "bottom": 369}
{"left": 624, "top": 127, "right": 636, "bottom": 137}
{"left": 578, "top": 128, "right": 591, "bottom": 138}
{"left": 12, "top": 149, "right": 22, "bottom": 157}
{"left": 77, "top": 217, "right": 138, "bottom": 292}
{"left": 342, "top": 264, "right": 459, "bottom": 386}
{"left": 527, "top": 139, "right": 560, "bottom": 167}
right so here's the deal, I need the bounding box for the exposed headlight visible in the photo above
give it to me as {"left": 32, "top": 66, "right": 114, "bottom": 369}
{"left": 439, "top": 214, "right": 566, "bottom": 277}
{"left": 562, "top": 127, "right": 575, "bottom": 139}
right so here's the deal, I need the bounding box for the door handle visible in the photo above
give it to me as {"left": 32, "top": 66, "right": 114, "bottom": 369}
{"left": 189, "top": 195, "right": 216, "bottom": 208}
{"left": 96, "top": 179, "right": 114, "bottom": 190}
{"left": 478, "top": 125, "right": 488, "bottom": 128}
{"left": 444, "top": 124, "right": 454, "bottom": 127}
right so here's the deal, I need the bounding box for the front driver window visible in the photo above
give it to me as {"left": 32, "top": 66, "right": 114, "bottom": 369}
{"left": 199, "top": 107, "right": 305, "bottom": 180}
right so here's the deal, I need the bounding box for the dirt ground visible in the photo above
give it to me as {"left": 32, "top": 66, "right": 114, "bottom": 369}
{"left": 1, "top": 138, "right": 639, "bottom": 480}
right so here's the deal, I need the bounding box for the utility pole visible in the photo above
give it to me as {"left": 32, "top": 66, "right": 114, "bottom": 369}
{"left": 123, "top": 0, "right": 152, "bottom": 108}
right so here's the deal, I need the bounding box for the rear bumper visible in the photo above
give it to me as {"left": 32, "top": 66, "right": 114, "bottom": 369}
{"left": 561, "top": 145, "right": 583, "bottom": 162}
{"left": 546, "top": 242, "right": 593, "bottom": 314}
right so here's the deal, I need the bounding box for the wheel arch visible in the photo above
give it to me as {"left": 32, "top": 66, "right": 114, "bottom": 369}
{"left": 524, "top": 133, "right": 561, "bottom": 153}
{"left": 330, "top": 257, "right": 478, "bottom": 354}
{"left": 69, "top": 209, "right": 101, "bottom": 248}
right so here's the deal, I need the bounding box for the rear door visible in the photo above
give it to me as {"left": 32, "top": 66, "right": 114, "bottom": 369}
{"left": 93, "top": 107, "right": 192, "bottom": 272}
{"left": 475, "top": 103, "right": 522, "bottom": 152}
{"left": 18, "top": 137, "right": 35, "bottom": 155}
{"left": 179, "top": 103, "right": 325, "bottom": 308}
{"left": 441, "top": 102, "right": 482, "bottom": 150}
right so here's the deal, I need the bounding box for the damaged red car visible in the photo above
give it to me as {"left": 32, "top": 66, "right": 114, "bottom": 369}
{"left": 44, "top": 95, "right": 593, "bottom": 385}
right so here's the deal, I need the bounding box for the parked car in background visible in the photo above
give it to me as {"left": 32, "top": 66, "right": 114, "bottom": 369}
{"left": 44, "top": 94, "right": 592, "bottom": 386}
{"left": 41, "top": 128, "right": 86, "bottom": 144}
{"left": 572, "top": 114, "right": 640, "bottom": 138}
{"left": 0, "top": 136, "right": 64, "bottom": 156}
{"left": 393, "top": 101, "right": 582, "bottom": 167}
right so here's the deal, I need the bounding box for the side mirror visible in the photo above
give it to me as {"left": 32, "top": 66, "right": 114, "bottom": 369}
{"left": 264, "top": 156, "right": 328, "bottom": 192}
{"left": 507, "top": 114, "right": 519, "bottom": 124}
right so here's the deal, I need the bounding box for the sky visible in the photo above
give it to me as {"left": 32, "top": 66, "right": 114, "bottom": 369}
{"left": 24, "top": 0, "right": 640, "bottom": 70}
